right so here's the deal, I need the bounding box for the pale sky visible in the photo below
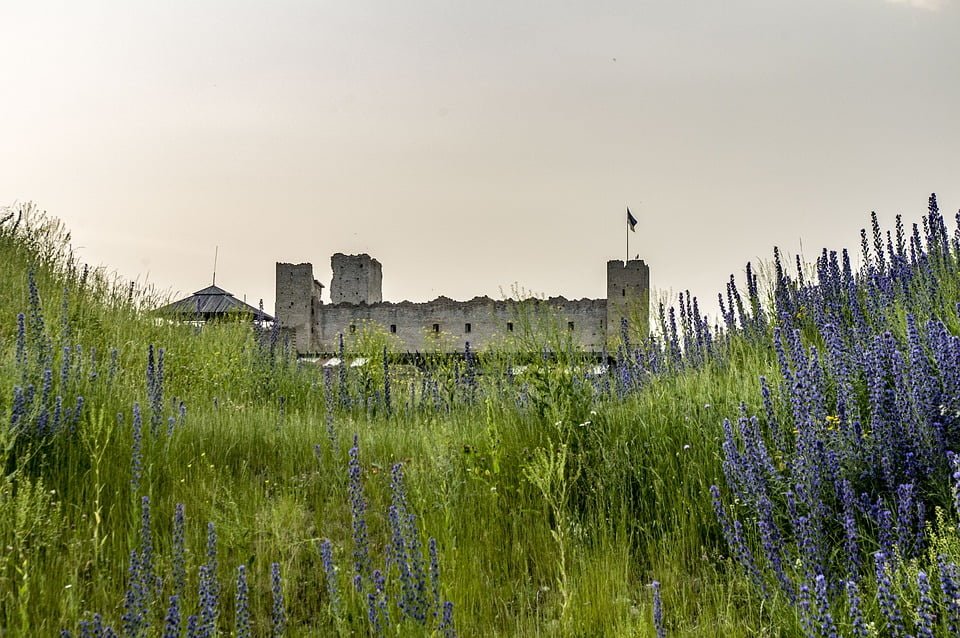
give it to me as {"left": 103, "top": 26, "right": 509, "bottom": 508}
{"left": 2, "top": 1, "right": 958, "bottom": 319}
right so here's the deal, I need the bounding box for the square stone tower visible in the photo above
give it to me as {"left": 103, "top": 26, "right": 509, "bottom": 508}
{"left": 330, "top": 253, "right": 382, "bottom": 305}
{"left": 275, "top": 262, "right": 323, "bottom": 353}
{"left": 606, "top": 259, "right": 650, "bottom": 345}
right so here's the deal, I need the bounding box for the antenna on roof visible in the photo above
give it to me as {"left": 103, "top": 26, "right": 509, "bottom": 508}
{"left": 212, "top": 246, "right": 218, "bottom": 286}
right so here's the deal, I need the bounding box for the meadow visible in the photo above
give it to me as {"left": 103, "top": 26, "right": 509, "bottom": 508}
{"left": 2, "top": 196, "right": 960, "bottom": 637}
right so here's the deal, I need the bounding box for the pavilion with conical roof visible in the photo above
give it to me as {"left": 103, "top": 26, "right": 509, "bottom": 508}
{"left": 154, "top": 284, "right": 273, "bottom": 322}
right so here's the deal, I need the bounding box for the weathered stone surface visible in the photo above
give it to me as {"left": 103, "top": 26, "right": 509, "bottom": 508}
{"left": 277, "top": 255, "right": 649, "bottom": 354}
{"left": 330, "top": 253, "right": 382, "bottom": 305}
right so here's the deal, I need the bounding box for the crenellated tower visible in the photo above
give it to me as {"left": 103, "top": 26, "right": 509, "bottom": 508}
{"left": 606, "top": 259, "right": 650, "bottom": 346}
{"left": 275, "top": 262, "right": 324, "bottom": 353}
{"left": 329, "top": 253, "right": 382, "bottom": 305}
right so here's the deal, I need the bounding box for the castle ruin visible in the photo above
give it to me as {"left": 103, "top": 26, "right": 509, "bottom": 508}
{"left": 276, "top": 254, "right": 649, "bottom": 355}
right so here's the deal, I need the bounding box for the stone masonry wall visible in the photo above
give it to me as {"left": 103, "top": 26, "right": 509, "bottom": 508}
{"left": 330, "top": 253, "right": 382, "bottom": 305}
{"left": 275, "top": 262, "right": 323, "bottom": 353}
{"left": 313, "top": 296, "right": 608, "bottom": 354}
{"left": 606, "top": 258, "right": 650, "bottom": 342}
{"left": 277, "top": 253, "right": 649, "bottom": 355}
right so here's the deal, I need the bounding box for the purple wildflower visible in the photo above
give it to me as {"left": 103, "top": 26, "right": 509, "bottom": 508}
{"left": 349, "top": 435, "right": 370, "bottom": 591}
{"left": 439, "top": 601, "right": 456, "bottom": 638}
{"left": 429, "top": 538, "right": 441, "bottom": 620}
{"left": 131, "top": 403, "right": 143, "bottom": 494}
{"left": 938, "top": 555, "right": 960, "bottom": 634}
{"left": 320, "top": 539, "right": 340, "bottom": 615}
{"left": 916, "top": 571, "right": 936, "bottom": 638}
{"left": 845, "top": 579, "right": 868, "bottom": 638}
{"left": 185, "top": 615, "right": 199, "bottom": 638}
{"left": 162, "top": 596, "right": 181, "bottom": 638}
{"left": 813, "top": 574, "right": 837, "bottom": 638}
{"left": 15, "top": 312, "right": 27, "bottom": 369}
{"left": 383, "top": 346, "right": 392, "bottom": 415}
{"left": 122, "top": 550, "right": 146, "bottom": 638}
{"left": 652, "top": 580, "right": 665, "bottom": 638}
{"left": 271, "top": 562, "right": 286, "bottom": 638}
{"left": 874, "top": 552, "right": 905, "bottom": 637}
{"left": 198, "top": 523, "right": 220, "bottom": 634}
{"left": 235, "top": 565, "right": 250, "bottom": 638}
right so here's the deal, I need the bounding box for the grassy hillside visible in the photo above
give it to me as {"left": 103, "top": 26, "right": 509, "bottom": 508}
{"left": 2, "top": 197, "right": 960, "bottom": 637}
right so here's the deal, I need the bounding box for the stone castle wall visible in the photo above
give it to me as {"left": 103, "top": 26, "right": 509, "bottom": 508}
{"left": 316, "top": 296, "right": 608, "bottom": 353}
{"left": 276, "top": 255, "right": 649, "bottom": 355}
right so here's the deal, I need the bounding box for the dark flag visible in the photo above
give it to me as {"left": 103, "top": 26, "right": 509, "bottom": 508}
{"left": 627, "top": 207, "right": 638, "bottom": 232}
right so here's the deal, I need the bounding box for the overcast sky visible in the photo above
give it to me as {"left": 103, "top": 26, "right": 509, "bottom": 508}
{"left": 2, "top": 1, "right": 958, "bottom": 318}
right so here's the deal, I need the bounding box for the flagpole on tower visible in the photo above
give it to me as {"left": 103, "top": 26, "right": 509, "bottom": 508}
{"left": 626, "top": 206, "right": 638, "bottom": 263}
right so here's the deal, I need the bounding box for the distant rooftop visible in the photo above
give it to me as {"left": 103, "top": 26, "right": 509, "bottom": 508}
{"left": 155, "top": 284, "right": 273, "bottom": 322}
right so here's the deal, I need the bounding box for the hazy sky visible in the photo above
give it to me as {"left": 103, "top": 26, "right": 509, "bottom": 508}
{"left": 3, "top": 1, "right": 958, "bottom": 318}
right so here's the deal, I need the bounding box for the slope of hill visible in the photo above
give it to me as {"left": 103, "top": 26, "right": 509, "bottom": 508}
{"left": 2, "top": 196, "right": 960, "bottom": 636}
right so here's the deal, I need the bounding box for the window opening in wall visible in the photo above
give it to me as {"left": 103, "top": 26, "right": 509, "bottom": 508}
{"left": 507, "top": 322, "right": 514, "bottom": 332}
{"left": 465, "top": 323, "right": 472, "bottom": 333}
{"left": 433, "top": 323, "right": 440, "bottom": 333}
{"left": 390, "top": 324, "right": 397, "bottom": 333}
{"left": 600, "top": 319, "right": 604, "bottom": 329}
{"left": 568, "top": 321, "right": 575, "bottom": 331}
{"left": 349, "top": 324, "right": 356, "bottom": 333}
{"left": 622, "top": 289, "right": 626, "bottom": 297}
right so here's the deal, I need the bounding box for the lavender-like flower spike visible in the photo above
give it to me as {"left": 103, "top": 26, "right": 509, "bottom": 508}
{"left": 916, "top": 571, "right": 936, "bottom": 638}
{"left": 652, "top": 581, "right": 665, "bottom": 638}
{"left": 15, "top": 313, "right": 26, "bottom": 369}
{"left": 845, "top": 579, "right": 868, "bottom": 638}
{"left": 139, "top": 496, "right": 154, "bottom": 604}
{"left": 199, "top": 523, "right": 220, "bottom": 634}
{"left": 950, "top": 451, "right": 960, "bottom": 521}
{"left": 185, "top": 614, "right": 199, "bottom": 638}
{"left": 163, "top": 595, "right": 181, "bottom": 638}
{"left": 439, "top": 601, "right": 456, "bottom": 638}
{"left": 271, "top": 562, "right": 286, "bottom": 638}
{"left": 874, "top": 552, "right": 905, "bottom": 637}
{"left": 235, "top": 565, "right": 251, "bottom": 638}
{"left": 367, "top": 592, "right": 383, "bottom": 638}
{"left": 798, "top": 584, "right": 814, "bottom": 638}
{"left": 91, "top": 614, "right": 105, "bottom": 638}
{"left": 197, "top": 565, "right": 216, "bottom": 637}
{"left": 938, "top": 555, "right": 960, "bottom": 635}
{"left": 61, "top": 345, "right": 71, "bottom": 395}
{"left": 429, "top": 538, "right": 441, "bottom": 620}
{"left": 131, "top": 403, "right": 143, "bottom": 494}
{"left": 373, "top": 569, "right": 389, "bottom": 628}
{"left": 122, "top": 550, "right": 145, "bottom": 638}
{"left": 172, "top": 504, "right": 186, "bottom": 601}
{"left": 10, "top": 386, "right": 25, "bottom": 431}
{"left": 349, "top": 435, "right": 371, "bottom": 592}
{"left": 320, "top": 539, "right": 340, "bottom": 616}
{"left": 383, "top": 345, "right": 392, "bottom": 416}
{"left": 813, "top": 574, "right": 837, "bottom": 638}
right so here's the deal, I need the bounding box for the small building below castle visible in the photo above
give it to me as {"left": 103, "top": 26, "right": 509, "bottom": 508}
{"left": 276, "top": 254, "right": 649, "bottom": 355}
{"left": 156, "top": 284, "right": 273, "bottom": 323}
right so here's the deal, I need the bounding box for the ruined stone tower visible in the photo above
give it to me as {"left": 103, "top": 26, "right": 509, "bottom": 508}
{"left": 329, "top": 253, "right": 382, "bottom": 305}
{"left": 606, "top": 259, "right": 650, "bottom": 344}
{"left": 275, "top": 262, "right": 323, "bottom": 353}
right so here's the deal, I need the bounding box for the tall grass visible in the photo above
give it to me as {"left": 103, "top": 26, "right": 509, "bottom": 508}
{"left": 2, "top": 196, "right": 960, "bottom": 636}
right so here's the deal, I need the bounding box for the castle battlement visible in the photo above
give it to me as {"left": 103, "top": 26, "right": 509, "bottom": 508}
{"left": 276, "top": 254, "right": 649, "bottom": 354}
